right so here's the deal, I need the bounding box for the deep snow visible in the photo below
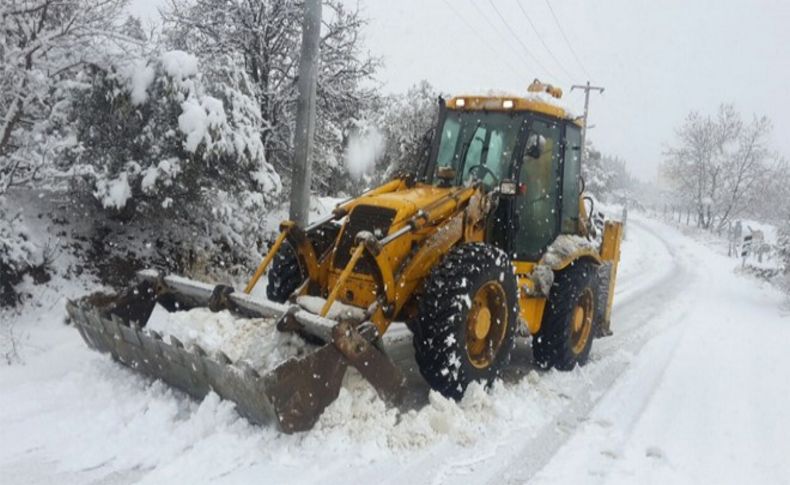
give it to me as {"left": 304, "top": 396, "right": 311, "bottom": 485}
{"left": 531, "top": 220, "right": 790, "bottom": 485}
{"left": 1, "top": 214, "right": 788, "bottom": 484}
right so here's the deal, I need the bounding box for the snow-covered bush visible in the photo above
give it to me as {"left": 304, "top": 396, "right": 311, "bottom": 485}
{"left": 48, "top": 50, "right": 282, "bottom": 285}
{"left": 62, "top": 50, "right": 280, "bottom": 217}
{"left": 163, "top": 0, "right": 379, "bottom": 196}
{"left": 0, "top": 200, "right": 47, "bottom": 308}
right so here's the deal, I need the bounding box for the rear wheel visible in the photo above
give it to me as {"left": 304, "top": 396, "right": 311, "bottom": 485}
{"left": 266, "top": 241, "right": 305, "bottom": 303}
{"left": 533, "top": 261, "right": 597, "bottom": 370}
{"left": 413, "top": 243, "right": 518, "bottom": 399}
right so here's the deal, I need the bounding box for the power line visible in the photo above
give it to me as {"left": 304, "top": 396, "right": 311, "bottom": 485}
{"left": 485, "top": 0, "right": 557, "bottom": 82}
{"left": 439, "top": 0, "right": 529, "bottom": 81}
{"left": 514, "top": 0, "right": 575, "bottom": 82}
{"left": 465, "top": 0, "right": 537, "bottom": 76}
{"left": 543, "top": 0, "right": 591, "bottom": 79}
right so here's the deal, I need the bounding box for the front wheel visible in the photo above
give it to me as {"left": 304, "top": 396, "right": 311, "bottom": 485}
{"left": 533, "top": 260, "right": 598, "bottom": 370}
{"left": 265, "top": 241, "right": 305, "bottom": 303}
{"left": 413, "top": 243, "right": 518, "bottom": 399}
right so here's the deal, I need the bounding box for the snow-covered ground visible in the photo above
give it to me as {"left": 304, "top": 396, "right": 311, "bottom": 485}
{"left": 531, "top": 219, "right": 790, "bottom": 485}
{"left": 1, "top": 214, "right": 789, "bottom": 484}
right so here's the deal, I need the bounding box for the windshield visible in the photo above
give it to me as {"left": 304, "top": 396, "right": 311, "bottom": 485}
{"left": 433, "top": 111, "right": 523, "bottom": 189}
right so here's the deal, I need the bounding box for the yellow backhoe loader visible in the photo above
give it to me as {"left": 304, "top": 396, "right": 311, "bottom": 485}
{"left": 67, "top": 80, "right": 623, "bottom": 433}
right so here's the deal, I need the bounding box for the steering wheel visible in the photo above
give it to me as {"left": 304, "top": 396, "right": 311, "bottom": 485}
{"left": 467, "top": 164, "right": 499, "bottom": 186}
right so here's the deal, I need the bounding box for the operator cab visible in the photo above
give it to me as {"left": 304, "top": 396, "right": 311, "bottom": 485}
{"left": 420, "top": 82, "right": 584, "bottom": 260}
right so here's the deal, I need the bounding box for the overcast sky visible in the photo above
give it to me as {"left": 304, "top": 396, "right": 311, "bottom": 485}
{"left": 132, "top": 0, "right": 790, "bottom": 181}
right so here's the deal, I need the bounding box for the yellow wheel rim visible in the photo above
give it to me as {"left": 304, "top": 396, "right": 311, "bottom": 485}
{"left": 466, "top": 282, "right": 509, "bottom": 369}
{"left": 570, "top": 287, "right": 594, "bottom": 355}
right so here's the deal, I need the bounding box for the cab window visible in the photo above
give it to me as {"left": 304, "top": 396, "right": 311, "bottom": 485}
{"left": 515, "top": 119, "right": 561, "bottom": 259}
{"left": 561, "top": 124, "right": 582, "bottom": 233}
{"left": 433, "top": 111, "right": 522, "bottom": 190}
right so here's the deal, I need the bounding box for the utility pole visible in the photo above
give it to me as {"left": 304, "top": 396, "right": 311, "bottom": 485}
{"left": 289, "top": 0, "right": 322, "bottom": 226}
{"left": 571, "top": 81, "right": 605, "bottom": 163}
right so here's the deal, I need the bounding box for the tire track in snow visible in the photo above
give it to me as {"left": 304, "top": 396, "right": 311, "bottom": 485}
{"left": 384, "top": 218, "right": 680, "bottom": 411}
{"left": 0, "top": 217, "right": 697, "bottom": 485}
{"left": 529, "top": 311, "right": 693, "bottom": 485}
{"left": 473, "top": 217, "right": 698, "bottom": 485}
{"left": 372, "top": 217, "right": 694, "bottom": 485}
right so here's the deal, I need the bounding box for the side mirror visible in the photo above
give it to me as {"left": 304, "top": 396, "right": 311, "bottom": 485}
{"left": 525, "top": 134, "right": 546, "bottom": 159}
{"left": 498, "top": 179, "right": 518, "bottom": 196}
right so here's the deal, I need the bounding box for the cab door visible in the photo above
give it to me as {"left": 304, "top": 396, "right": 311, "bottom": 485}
{"left": 513, "top": 118, "right": 562, "bottom": 260}
{"left": 560, "top": 123, "right": 583, "bottom": 233}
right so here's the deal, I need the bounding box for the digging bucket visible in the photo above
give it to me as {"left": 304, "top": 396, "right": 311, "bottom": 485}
{"left": 66, "top": 270, "right": 404, "bottom": 433}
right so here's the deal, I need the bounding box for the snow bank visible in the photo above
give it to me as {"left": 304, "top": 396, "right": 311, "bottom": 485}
{"left": 140, "top": 302, "right": 567, "bottom": 454}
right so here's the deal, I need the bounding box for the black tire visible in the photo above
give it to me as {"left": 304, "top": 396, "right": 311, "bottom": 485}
{"left": 533, "top": 260, "right": 598, "bottom": 370}
{"left": 266, "top": 241, "right": 305, "bottom": 303}
{"left": 413, "top": 243, "right": 518, "bottom": 399}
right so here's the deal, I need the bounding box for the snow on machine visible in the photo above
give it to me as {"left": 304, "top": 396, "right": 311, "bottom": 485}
{"left": 67, "top": 80, "right": 623, "bottom": 433}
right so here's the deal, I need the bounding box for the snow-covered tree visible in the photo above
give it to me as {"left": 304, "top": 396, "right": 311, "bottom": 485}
{"left": 579, "top": 140, "right": 635, "bottom": 203}
{"left": 46, "top": 50, "right": 282, "bottom": 284}
{"left": 121, "top": 15, "right": 147, "bottom": 42}
{"left": 661, "top": 104, "right": 773, "bottom": 230}
{"left": 161, "top": 0, "right": 379, "bottom": 195}
{"left": 336, "top": 81, "right": 443, "bottom": 191}
{"left": 745, "top": 157, "right": 790, "bottom": 224}
{"left": 776, "top": 221, "right": 790, "bottom": 297}
{"left": 61, "top": 50, "right": 279, "bottom": 217}
{"left": 375, "top": 81, "right": 441, "bottom": 180}
{"left": 581, "top": 143, "right": 611, "bottom": 199}
{"left": 0, "top": 0, "right": 129, "bottom": 194}
{"left": 0, "top": 196, "right": 48, "bottom": 308}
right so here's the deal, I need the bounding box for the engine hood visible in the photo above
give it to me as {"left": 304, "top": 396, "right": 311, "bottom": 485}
{"left": 347, "top": 183, "right": 456, "bottom": 225}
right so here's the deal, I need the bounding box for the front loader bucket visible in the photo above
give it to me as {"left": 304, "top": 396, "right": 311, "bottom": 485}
{"left": 67, "top": 270, "right": 405, "bottom": 433}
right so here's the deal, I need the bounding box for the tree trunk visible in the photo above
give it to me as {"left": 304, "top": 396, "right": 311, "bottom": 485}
{"left": 0, "top": 89, "right": 25, "bottom": 157}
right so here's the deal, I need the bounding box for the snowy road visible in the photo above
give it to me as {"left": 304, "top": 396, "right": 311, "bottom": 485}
{"left": 1, "top": 214, "right": 788, "bottom": 484}
{"left": 531, "top": 219, "right": 790, "bottom": 484}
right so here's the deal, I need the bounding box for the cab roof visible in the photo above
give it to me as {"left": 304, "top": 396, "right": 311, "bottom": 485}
{"left": 445, "top": 95, "right": 582, "bottom": 127}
